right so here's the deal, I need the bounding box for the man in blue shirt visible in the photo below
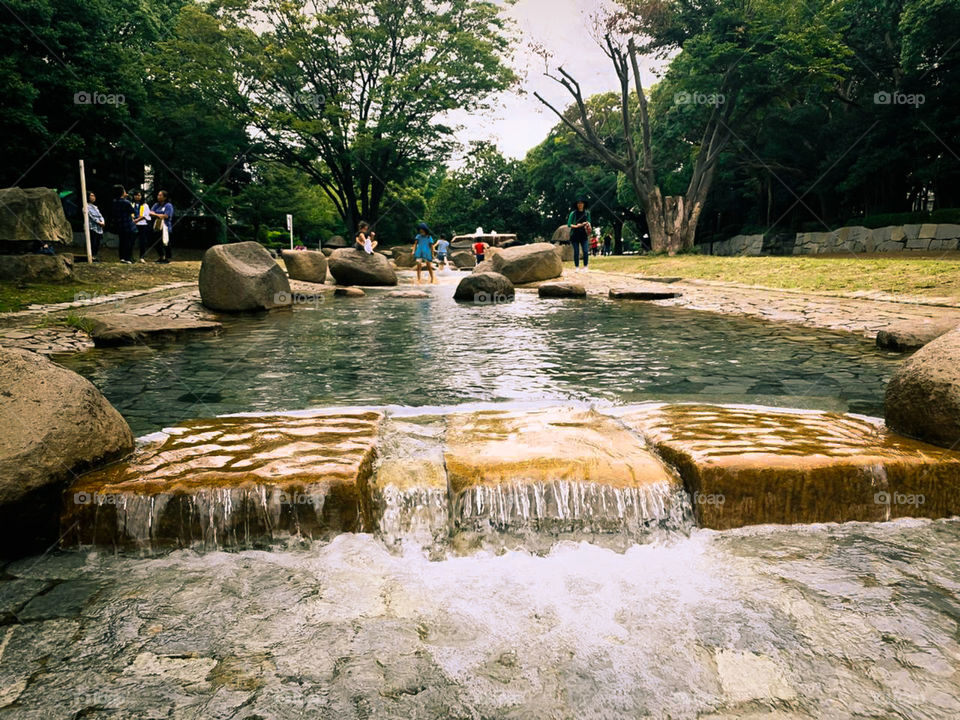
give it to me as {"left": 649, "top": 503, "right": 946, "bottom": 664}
{"left": 150, "top": 190, "right": 174, "bottom": 263}
{"left": 435, "top": 234, "right": 450, "bottom": 269}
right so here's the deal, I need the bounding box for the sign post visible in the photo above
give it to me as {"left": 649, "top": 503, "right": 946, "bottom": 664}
{"left": 79, "top": 160, "right": 92, "bottom": 263}
{"left": 287, "top": 214, "right": 294, "bottom": 250}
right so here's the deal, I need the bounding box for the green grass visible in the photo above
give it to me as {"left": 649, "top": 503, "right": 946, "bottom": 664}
{"left": 580, "top": 254, "right": 960, "bottom": 298}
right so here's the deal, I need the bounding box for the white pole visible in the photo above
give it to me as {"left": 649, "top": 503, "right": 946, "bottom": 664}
{"left": 287, "top": 213, "right": 294, "bottom": 250}
{"left": 79, "top": 159, "right": 92, "bottom": 263}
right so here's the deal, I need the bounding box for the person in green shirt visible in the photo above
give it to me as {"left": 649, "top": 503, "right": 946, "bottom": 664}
{"left": 567, "top": 196, "right": 592, "bottom": 270}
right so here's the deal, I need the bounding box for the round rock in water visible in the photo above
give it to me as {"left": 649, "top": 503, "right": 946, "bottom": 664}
{"left": 490, "top": 242, "right": 563, "bottom": 284}
{"left": 328, "top": 248, "right": 398, "bottom": 286}
{"left": 453, "top": 272, "right": 515, "bottom": 304}
{"left": 199, "top": 241, "right": 293, "bottom": 312}
{"left": 876, "top": 318, "right": 958, "bottom": 352}
{"left": 0, "top": 347, "right": 134, "bottom": 556}
{"left": 281, "top": 249, "right": 328, "bottom": 284}
{"left": 538, "top": 282, "right": 586, "bottom": 298}
{"left": 334, "top": 286, "right": 365, "bottom": 297}
{"left": 885, "top": 327, "right": 960, "bottom": 448}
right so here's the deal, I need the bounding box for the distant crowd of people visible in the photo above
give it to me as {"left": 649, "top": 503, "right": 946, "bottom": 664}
{"left": 355, "top": 220, "right": 456, "bottom": 285}
{"left": 85, "top": 187, "right": 174, "bottom": 264}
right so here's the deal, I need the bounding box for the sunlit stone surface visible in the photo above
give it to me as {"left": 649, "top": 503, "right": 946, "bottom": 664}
{"left": 621, "top": 404, "right": 960, "bottom": 529}
{"left": 62, "top": 411, "right": 382, "bottom": 548}
{"left": 444, "top": 408, "right": 686, "bottom": 533}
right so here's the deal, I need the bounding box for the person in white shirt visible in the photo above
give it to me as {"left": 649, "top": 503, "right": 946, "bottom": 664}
{"left": 132, "top": 190, "right": 152, "bottom": 263}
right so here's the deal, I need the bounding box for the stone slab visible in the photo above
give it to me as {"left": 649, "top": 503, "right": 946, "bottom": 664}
{"left": 62, "top": 411, "right": 382, "bottom": 547}
{"left": 88, "top": 314, "right": 222, "bottom": 347}
{"left": 621, "top": 404, "right": 960, "bottom": 530}
{"left": 609, "top": 287, "right": 683, "bottom": 300}
{"left": 444, "top": 408, "right": 681, "bottom": 532}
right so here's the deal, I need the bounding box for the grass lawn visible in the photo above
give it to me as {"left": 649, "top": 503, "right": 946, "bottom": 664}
{"left": 581, "top": 252, "right": 960, "bottom": 299}
{"left": 0, "top": 248, "right": 201, "bottom": 313}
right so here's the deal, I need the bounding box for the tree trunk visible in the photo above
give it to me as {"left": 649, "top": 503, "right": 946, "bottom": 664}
{"left": 612, "top": 216, "right": 624, "bottom": 255}
{"left": 645, "top": 190, "right": 696, "bottom": 254}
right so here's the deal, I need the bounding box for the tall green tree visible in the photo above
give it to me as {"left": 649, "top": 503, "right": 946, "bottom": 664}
{"left": 166, "top": 0, "right": 516, "bottom": 236}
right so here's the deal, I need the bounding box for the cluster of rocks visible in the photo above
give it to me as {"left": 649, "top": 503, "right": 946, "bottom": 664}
{"left": 454, "top": 243, "right": 564, "bottom": 302}
{"left": 709, "top": 223, "right": 960, "bottom": 256}
{"left": 0, "top": 187, "right": 76, "bottom": 282}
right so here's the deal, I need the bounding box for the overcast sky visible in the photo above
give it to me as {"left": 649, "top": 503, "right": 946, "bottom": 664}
{"left": 445, "top": 0, "right": 667, "bottom": 161}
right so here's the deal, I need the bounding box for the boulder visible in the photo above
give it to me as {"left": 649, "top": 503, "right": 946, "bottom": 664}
{"left": 550, "top": 225, "right": 571, "bottom": 243}
{"left": 0, "top": 347, "right": 134, "bottom": 556}
{"left": 328, "top": 248, "right": 398, "bottom": 286}
{"left": 334, "top": 286, "right": 365, "bottom": 297}
{"left": 88, "top": 314, "right": 222, "bottom": 347}
{"left": 320, "top": 247, "right": 334, "bottom": 257}
{"left": 392, "top": 247, "right": 416, "bottom": 268}
{"left": 450, "top": 250, "right": 476, "bottom": 269}
{"left": 885, "top": 328, "right": 960, "bottom": 448}
{"left": 0, "top": 253, "right": 74, "bottom": 283}
{"left": 538, "top": 282, "right": 586, "bottom": 298}
{"left": 199, "top": 241, "right": 292, "bottom": 312}
{"left": 473, "top": 259, "right": 496, "bottom": 274}
{"left": 281, "top": 249, "right": 328, "bottom": 284}
{"left": 453, "top": 272, "right": 515, "bottom": 303}
{"left": 876, "top": 318, "right": 959, "bottom": 352}
{"left": 0, "top": 187, "right": 73, "bottom": 254}
{"left": 490, "top": 242, "right": 562, "bottom": 284}
{"left": 326, "top": 235, "right": 348, "bottom": 248}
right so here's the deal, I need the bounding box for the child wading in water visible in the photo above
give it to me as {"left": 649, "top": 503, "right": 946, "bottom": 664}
{"left": 355, "top": 221, "right": 377, "bottom": 253}
{"left": 413, "top": 222, "right": 437, "bottom": 285}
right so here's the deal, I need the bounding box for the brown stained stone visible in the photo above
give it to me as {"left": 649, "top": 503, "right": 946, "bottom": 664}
{"left": 334, "top": 287, "right": 365, "bottom": 297}
{"left": 62, "top": 411, "right": 382, "bottom": 547}
{"left": 444, "top": 408, "right": 680, "bottom": 531}
{"left": 620, "top": 404, "right": 960, "bottom": 530}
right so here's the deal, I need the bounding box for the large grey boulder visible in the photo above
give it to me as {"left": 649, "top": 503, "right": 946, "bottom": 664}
{"left": 326, "top": 235, "right": 348, "bottom": 248}
{"left": 328, "top": 248, "right": 398, "bottom": 286}
{"left": 0, "top": 187, "right": 73, "bottom": 254}
{"left": 199, "top": 242, "right": 292, "bottom": 312}
{"left": 876, "top": 318, "right": 959, "bottom": 352}
{"left": 490, "top": 242, "right": 562, "bottom": 284}
{"left": 453, "top": 272, "right": 515, "bottom": 303}
{"left": 885, "top": 328, "right": 960, "bottom": 448}
{"left": 281, "top": 249, "right": 328, "bottom": 284}
{"left": 0, "top": 347, "right": 134, "bottom": 556}
{"left": 392, "top": 246, "right": 416, "bottom": 268}
{"left": 550, "top": 224, "right": 571, "bottom": 243}
{"left": 450, "top": 249, "right": 476, "bottom": 269}
{"left": 0, "top": 253, "right": 73, "bottom": 282}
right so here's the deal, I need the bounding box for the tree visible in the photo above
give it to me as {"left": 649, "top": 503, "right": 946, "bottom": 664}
{"left": 427, "top": 142, "right": 540, "bottom": 239}
{"left": 535, "top": 0, "right": 849, "bottom": 253}
{"left": 167, "top": 0, "right": 516, "bottom": 236}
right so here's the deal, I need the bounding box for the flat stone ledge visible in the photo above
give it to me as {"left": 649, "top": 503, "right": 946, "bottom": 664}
{"left": 609, "top": 287, "right": 683, "bottom": 300}
{"left": 619, "top": 403, "right": 960, "bottom": 530}
{"left": 89, "top": 314, "right": 222, "bottom": 347}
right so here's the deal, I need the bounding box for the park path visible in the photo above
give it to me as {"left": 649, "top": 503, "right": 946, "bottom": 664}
{"left": 2, "top": 268, "right": 960, "bottom": 356}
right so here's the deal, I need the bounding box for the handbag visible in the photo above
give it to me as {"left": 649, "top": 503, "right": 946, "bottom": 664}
{"left": 153, "top": 216, "right": 164, "bottom": 232}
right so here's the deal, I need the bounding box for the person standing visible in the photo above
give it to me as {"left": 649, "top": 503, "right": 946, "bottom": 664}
{"left": 132, "top": 190, "right": 152, "bottom": 263}
{"left": 602, "top": 233, "right": 612, "bottom": 256}
{"left": 111, "top": 186, "right": 136, "bottom": 264}
{"left": 472, "top": 237, "right": 488, "bottom": 265}
{"left": 567, "top": 196, "right": 592, "bottom": 270}
{"left": 590, "top": 231, "right": 600, "bottom": 257}
{"left": 435, "top": 234, "right": 450, "bottom": 269}
{"left": 413, "top": 222, "right": 436, "bottom": 285}
{"left": 150, "top": 190, "right": 174, "bottom": 263}
{"left": 86, "top": 192, "right": 105, "bottom": 262}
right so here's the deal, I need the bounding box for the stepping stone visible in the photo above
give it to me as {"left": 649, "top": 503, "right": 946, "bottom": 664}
{"left": 609, "top": 287, "right": 682, "bottom": 300}
{"left": 619, "top": 404, "right": 960, "bottom": 530}
{"left": 641, "top": 276, "right": 683, "bottom": 284}
{"left": 386, "top": 290, "right": 430, "bottom": 299}
{"left": 538, "top": 282, "right": 587, "bottom": 298}
{"left": 444, "top": 408, "right": 681, "bottom": 532}
{"left": 334, "top": 287, "right": 365, "bottom": 297}
{"left": 876, "top": 318, "right": 959, "bottom": 351}
{"left": 62, "top": 410, "right": 382, "bottom": 548}
{"left": 88, "top": 314, "right": 222, "bottom": 347}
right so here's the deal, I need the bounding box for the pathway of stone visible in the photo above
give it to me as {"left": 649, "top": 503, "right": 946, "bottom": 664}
{"left": 2, "top": 267, "right": 960, "bottom": 356}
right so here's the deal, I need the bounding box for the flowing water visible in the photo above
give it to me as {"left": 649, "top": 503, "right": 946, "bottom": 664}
{"left": 8, "top": 289, "right": 955, "bottom": 718}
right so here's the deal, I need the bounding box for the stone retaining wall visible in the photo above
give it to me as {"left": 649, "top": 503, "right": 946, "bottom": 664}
{"left": 707, "top": 224, "right": 960, "bottom": 256}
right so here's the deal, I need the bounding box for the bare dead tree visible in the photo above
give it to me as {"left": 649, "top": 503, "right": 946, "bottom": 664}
{"left": 534, "top": 35, "right": 733, "bottom": 254}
